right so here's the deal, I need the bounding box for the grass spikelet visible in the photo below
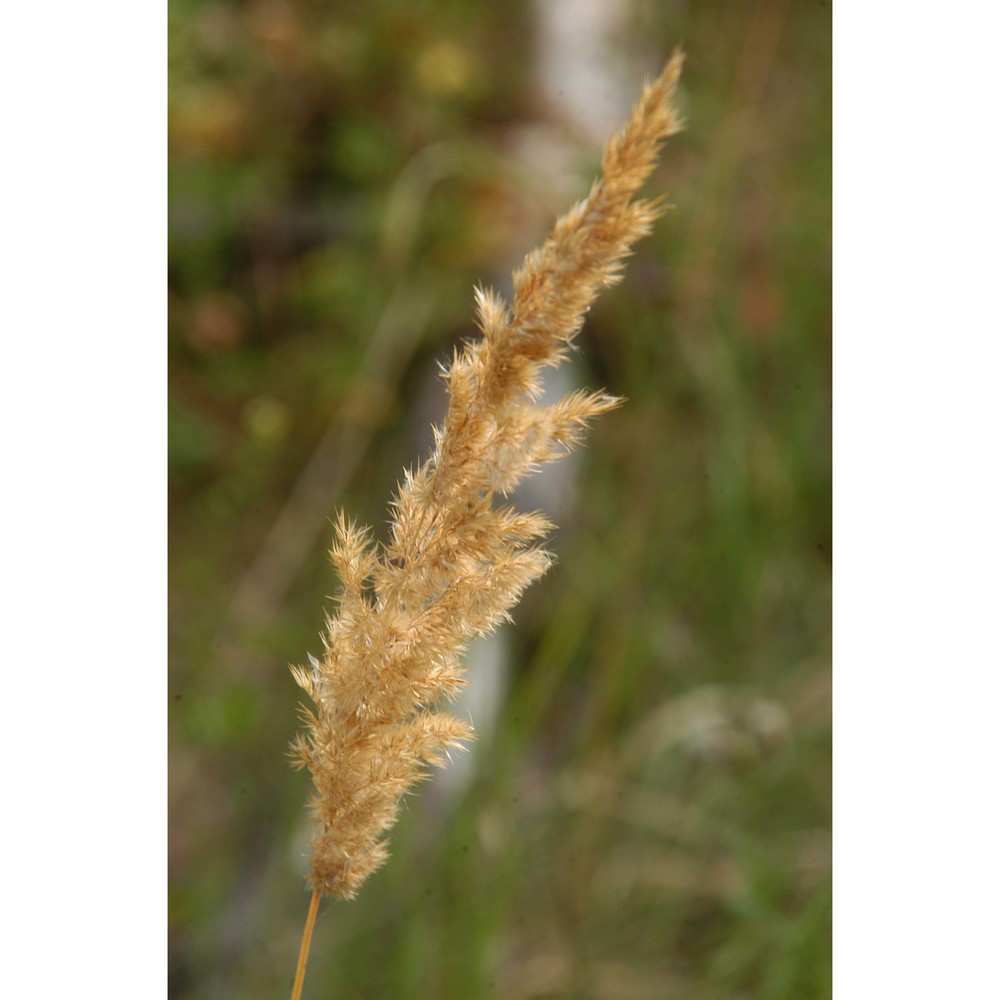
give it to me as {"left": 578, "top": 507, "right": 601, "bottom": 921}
{"left": 289, "top": 49, "right": 685, "bottom": 951}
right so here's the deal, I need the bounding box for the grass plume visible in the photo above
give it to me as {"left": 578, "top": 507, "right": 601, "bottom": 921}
{"left": 289, "top": 50, "right": 686, "bottom": 906}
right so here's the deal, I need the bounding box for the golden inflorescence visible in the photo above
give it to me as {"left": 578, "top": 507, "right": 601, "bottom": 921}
{"left": 290, "top": 51, "right": 686, "bottom": 901}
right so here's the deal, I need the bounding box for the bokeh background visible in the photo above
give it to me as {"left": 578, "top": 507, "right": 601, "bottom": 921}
{"left": 169, "top": 0, "right": 830, "bottom": 996}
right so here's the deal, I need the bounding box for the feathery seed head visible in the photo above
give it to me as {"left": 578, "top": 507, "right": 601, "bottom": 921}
{"left": 291, "top": 50, "right": 685, "bottom": 900}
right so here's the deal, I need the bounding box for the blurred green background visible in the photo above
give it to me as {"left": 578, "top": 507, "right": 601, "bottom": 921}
{"left": 169, "top": 0, "right": 830, "bottom": 997}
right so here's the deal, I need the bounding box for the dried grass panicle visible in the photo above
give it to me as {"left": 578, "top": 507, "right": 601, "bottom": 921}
{"left": 290, "top": 50, "right": 685, "bottom": 901}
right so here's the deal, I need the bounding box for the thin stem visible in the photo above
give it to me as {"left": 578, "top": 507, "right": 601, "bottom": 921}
{"left": 291, "top": 889, "right": 322, "bottom": 1000}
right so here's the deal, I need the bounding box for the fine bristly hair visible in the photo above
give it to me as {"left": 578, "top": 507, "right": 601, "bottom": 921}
{"left": 290, "top": 50, "right": 685, "bottom": 901}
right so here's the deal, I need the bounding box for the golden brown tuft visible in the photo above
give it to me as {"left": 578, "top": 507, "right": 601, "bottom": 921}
{"left": 290, "top": 50, "right": 685, "bottom": 901}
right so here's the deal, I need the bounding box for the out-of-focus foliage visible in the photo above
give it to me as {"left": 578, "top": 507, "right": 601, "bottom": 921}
{"left": 169, "top": 0, "right": 830, "bottom": 997}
